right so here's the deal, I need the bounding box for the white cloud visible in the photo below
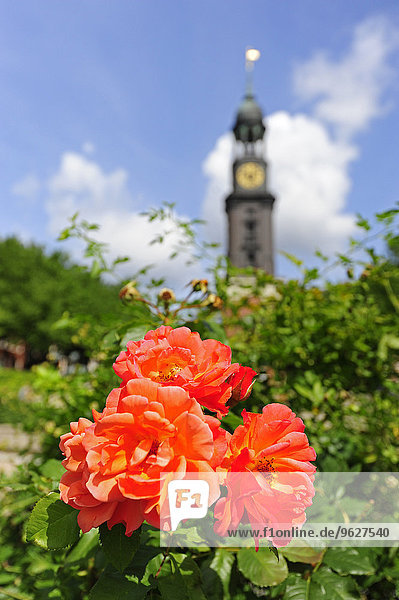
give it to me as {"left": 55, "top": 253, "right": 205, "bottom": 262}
{"left": 268, "top": 112, "right": 357, "bottom": 256}
{"left": 46, "top": 152, "right": 201, "bottom": 289}
{"left": 11, "top": 173, "right": 41, "bottom": 202}
{"left": 202, "top": 132, "right": 233, "bottom": 245}
{"left": 201, "top": 16, "right": 399, "bottom": 271}
{"left": 47, "top": 152, "right": 131, "bottom": 230}
{"left": 294, "top": 16, "right": 399, "bottom": 137}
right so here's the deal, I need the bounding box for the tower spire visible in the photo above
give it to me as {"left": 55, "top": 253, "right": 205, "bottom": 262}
{"left": 245, "top": 47, "right": 261, "bottom": 97}
{"left": 225, "top": 48, "right": 275, "bottom": 274}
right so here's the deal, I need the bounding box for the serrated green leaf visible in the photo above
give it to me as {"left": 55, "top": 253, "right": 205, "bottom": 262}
{"left": 237, "top": 548, "right": 288, "bottom": 587}
{"left": 323, "top": 547, "right": 375, "bottom": 576}
{"left": 310, "top": 568, "right": 360, "bottom": 600}
{"left": 26, "top": 492, "right": 80, "bottom": 550}
{"left": 88, "top": 568, "right": 148, "bottom": 600}
{"left": 281, "top": 544, "right": 324, "bottom": 565}
{"left": 99, "top": 523, "right": 141, "bottom": 572}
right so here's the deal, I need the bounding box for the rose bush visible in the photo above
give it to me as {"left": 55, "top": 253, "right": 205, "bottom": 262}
{"left": 7, "top": 207, "right": 399, "bottom": 599}
{"left": 59, "top": 327, "right": 315, "bottom": 540}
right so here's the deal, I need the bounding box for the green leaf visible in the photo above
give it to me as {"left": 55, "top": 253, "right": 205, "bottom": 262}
{"left": 157, "top": 553, "right": 207, "bottom": 600}
{"left": 90, "top": 259, "right": 102, "bottom": 278}
{"left": 102, "top": 329, "right": 120, "bottom": 349}
{"left": 315, "top": 249, "right": 329, "bottom": 262}
{"left": 282, "top": 573, "right": 307, "bottom": 600}
{"left": 0, "top": 573, "right": 17, "bottom": 585}
{"left": 237, "top": 548, "right": 288, "bottom": 587}
{"left": 375, "top": 208, "right": 399, "bottom": 222}
{"left": 99, "top": 523, "right": 141, "bottom": 573}
{"left": 88, "top": 568, "right": 148, "bottom": 600}
{"left": 337, "top": 253, "right": 351, "bottom": 265}
{"left": 39, "top": 459, "right": 65, "bottom": 481}
{"left": 208, "top": 549, "right": 235, "bottom": 599}
{"left": 221, "top": 411, "right": 243, "bottom": 431}
{"left": 310, "top": 568, "right": 360, "bottom": 600}
{"left": 323, "top": 547, "right": 375, "bottom": 576}
{"left": 0, "top": 587, "right": 34, "bottom": 600}
{"left": 65, "top": 529, "right": 99, "bottom": 564}
{"left": 281, "top": 544, "right": 324, "bottom": 565}
{"left": 200, "top": 558, "right": 224, "bottom": 600}
{"left": 113, "top": 255, "right": 130, "bottom": 265}
{"left": 377, "top": 334, "right": 399, "bottom": 361}
{"left": 279, "top": 251, "right": 303, "bottom": 267}
{"left": 126, "top": 545, "right": 162, "bottom": 580}
{"left": 120, "top": 326, "right": 149, "bottom": 349}
{"left": 26, "top": 492, "right": 80, "bottom": 550}
{"left": 269, "top": 545, "right": 280, "bottom": 561}
{"left": 141, "top": 553, "right": 166, "bottom": 585}
{"left": 355, "top": 214, "right": 371, "bottom": 231}
{"left": 57, "top": 228, "right": 71, "bottom": 241}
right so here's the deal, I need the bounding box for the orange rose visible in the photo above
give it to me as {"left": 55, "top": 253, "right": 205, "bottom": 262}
{"left": 59, "top": 379, "right": 226, "bottom": 534}
{"left": 113, "top": 325, "right": 256, "bottom": 417}
{"left": 214, "top": 404, "right": 316, "bottom": 546}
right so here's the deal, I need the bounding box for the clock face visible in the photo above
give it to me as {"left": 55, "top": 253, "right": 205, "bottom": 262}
{"left": 236, "top": 162, "right": 265, "bottom": 190}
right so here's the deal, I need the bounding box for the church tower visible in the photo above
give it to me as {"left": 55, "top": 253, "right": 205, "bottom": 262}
{"left": 225, "top": 49, "right": 275, "bottom": 274}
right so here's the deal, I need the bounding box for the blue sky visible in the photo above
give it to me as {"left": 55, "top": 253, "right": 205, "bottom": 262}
{"left": 1, "top": 1, "right": 399, "bottom": 285}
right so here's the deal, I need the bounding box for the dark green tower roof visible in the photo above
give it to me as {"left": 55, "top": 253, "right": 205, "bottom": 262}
{"left": 233, "top": 92, "right": 265, "bottom": 143}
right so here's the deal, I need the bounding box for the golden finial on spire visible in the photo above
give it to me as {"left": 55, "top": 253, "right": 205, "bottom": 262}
{"left": 245, "top": 47, "right": 261, "bottom": 69}
{"left": 245, "top": 48, "right": 261, "bottom": 94}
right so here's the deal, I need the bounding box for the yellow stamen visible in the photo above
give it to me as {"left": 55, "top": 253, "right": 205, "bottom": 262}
{"left": 154, "top": 365, "right": 182, "bottom": 382}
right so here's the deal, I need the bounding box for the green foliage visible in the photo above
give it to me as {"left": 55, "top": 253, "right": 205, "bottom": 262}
{"left": 26, "top": 492, "right": 80, "bottom": 550}
{"left": 322, "top": 547, "right": 375, "bottom": 576}
{"left": 141, "top": 201, "right": 218, "bottom": 267}
{"left": 237, "top": 548, "right": 289, "bottom": 587}
{"left": 207, "top": 217, "right": 399, "bottom": 472}
{"left": 201, "top": 549, "right": 235, "bottom": 600}
{"left": 0, "top": 236, "right": 125, "bottom": 359}
{"left": 88, "top": 567, "right": 149, "bottom": 600}
{"left": 0, "top": 206, "right": 398, "bottom": 599}
{"left": 99, "top": 524, "right": 141, "bottom": 573}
